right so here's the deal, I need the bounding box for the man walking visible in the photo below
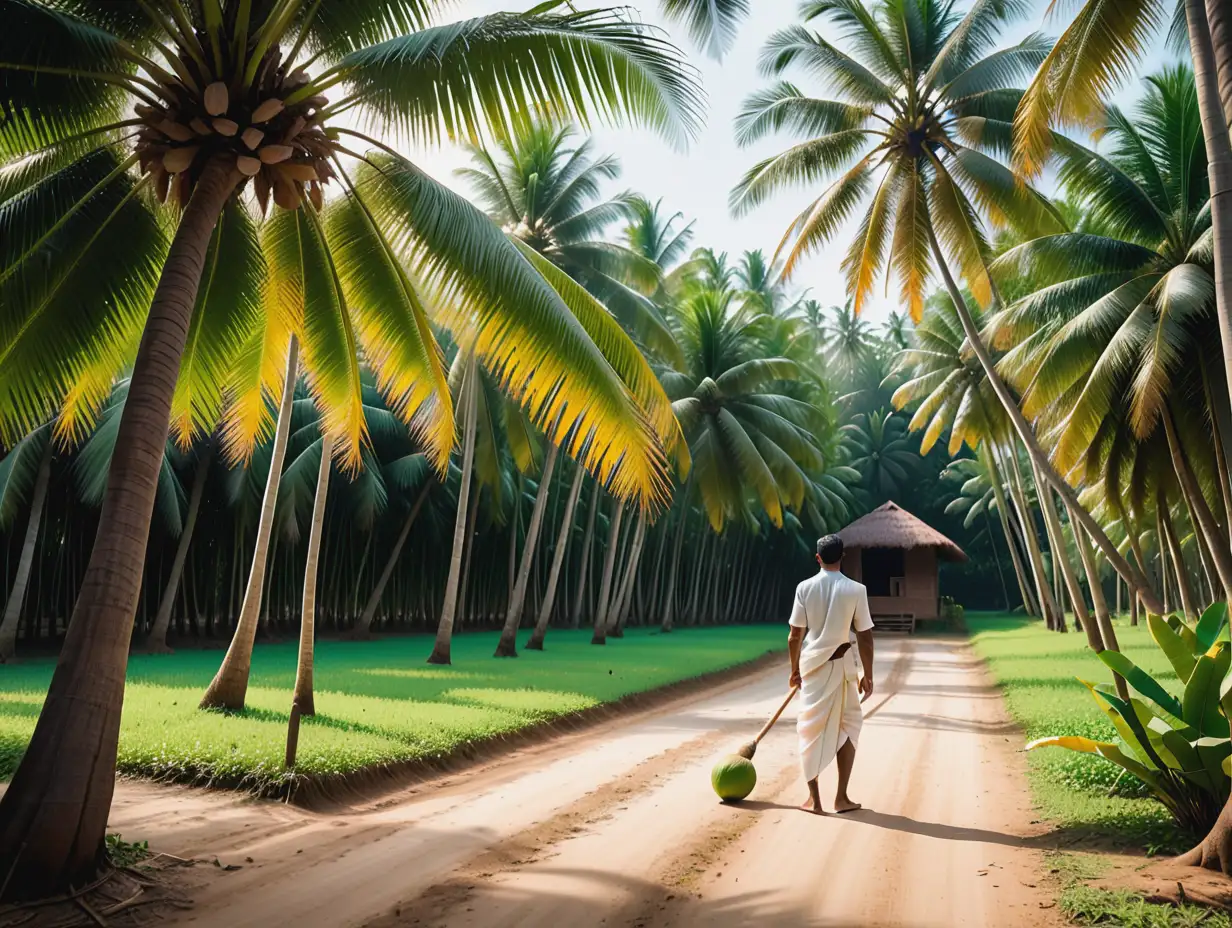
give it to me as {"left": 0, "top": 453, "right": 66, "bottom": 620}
{"left": 788, "top": 534, "right": 875, "bottom": 815}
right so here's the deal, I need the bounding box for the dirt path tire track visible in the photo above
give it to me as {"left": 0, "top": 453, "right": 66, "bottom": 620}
{"left": 93, "top": 636, "right": 1056, "bottom": 928}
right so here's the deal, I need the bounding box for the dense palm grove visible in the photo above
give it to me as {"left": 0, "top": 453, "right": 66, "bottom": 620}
{"left": 6, "top": 0, "right": 1232, "bottom": 902}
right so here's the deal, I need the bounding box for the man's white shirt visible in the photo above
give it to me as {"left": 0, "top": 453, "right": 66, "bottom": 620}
{"left": 789, "top": 569, "right": 874, "bottom": 675}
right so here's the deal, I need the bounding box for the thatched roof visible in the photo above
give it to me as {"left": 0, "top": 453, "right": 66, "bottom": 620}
{"left": 838, "top": 502, "right": 967, "bottom": 562}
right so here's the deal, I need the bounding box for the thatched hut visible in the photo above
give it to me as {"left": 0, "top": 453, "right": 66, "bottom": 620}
{"left": 837, "top": 501, "right": 967, "bottom": 629}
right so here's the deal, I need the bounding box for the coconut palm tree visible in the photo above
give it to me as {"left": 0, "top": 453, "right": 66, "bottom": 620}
{"left": 994, "top": 66, "right": 1232, "bottom": 598}
{"left": 1014, "top": 0, "right": 1232, "bottom": 422}
{"left": 624, "top": 196, "right": 695, "bottom": 271}
{"left": 731, "top": 0, "right": 1163, "bottom": 612}
{"left": 842, "top": 409, "right": 918, "bottom": 503}
{"left": 0, "top": 0, "right": 703, "bottom": 897}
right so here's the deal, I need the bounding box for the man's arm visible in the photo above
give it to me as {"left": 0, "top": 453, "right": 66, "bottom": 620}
{"left": 855, "top": 629, "right": 874, "bottom": 699}
{"left": 853, "top": 585, "right": 875, "bottom": 699}
{"left": 789, "top": 625, "right": 805, "bottom": 689}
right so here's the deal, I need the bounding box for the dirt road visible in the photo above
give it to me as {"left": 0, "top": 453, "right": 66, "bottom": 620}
{"left": 106, "top": 637, "right": 1061, "bottom": 927}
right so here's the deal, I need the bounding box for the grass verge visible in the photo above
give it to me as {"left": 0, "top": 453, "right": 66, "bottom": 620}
{"left": 0, "top": 626, "right": 784, "bottom": 797}
{"left": 968, "top": 614, "right": 1228, "bottom": 926}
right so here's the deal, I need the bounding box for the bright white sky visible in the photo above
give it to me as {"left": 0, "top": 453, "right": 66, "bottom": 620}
{"left": 397, "top": 1, "right": 1178, "bottom": 325}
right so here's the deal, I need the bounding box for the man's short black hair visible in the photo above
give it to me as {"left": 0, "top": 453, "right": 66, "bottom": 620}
{"left": 817, "top": 534, "right": 844, "bottom": 565}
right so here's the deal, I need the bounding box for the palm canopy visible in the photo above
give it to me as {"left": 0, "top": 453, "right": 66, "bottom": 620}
{"left": 991, "top": 66, "right": 1216, "bottom": 475}
{"left": 842, "top": 407, "right": 918, "bottom": 501}
{"left": 731, "top": 0, "right": 1063, "bottom": 321}
{"left": 623, "top": 195, "right": 695, "bottom": 270}
{"left": 1, "top": 0, "right": 704, "bottom": 508}
{"left": 457, "top": 118, "right": 682, "bottom": 370}
{"left": 662, "top": 278, "right": 832, "bottom": 532}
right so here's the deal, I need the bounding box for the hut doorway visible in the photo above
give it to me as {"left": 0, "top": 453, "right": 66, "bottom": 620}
{"left": 861, "top": 547, "right": 905, "bottom": 597}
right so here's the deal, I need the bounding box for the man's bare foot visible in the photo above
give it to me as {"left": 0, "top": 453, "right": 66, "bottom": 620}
{"left": 834, "top": 798, "right": 862, "bottom": 813}
{"left": 799, "top": 799, "right": 825, "bottom": 815}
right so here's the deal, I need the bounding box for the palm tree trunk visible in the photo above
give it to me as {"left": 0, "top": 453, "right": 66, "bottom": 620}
{"left": 983, "top": 444, "right": 1033, "bottom": 612}
{"left": 1159, "top": 496, "right": 1199, "bottom": 620}
{"left": 0, "top": 437, "right": 52, "bottom": 663}
{"left": 1198, "top": 354, "right": 1232, "bottom": 546}
{"left": 527, "top": 467, "right": 585, "bottom": 651}
{"left": 1001, "top": 442, "right": 1061, "bottom": 628}
{"left": 927, "top": 226, "right": 1165, "bottom": 613}
{"left": 1071, "top": 509, "right": 1129, "bottom": 696}
{"left": 686, "top": 530, "right": 710, "bottom": 625}
{"left": 145, "top": 444, "right": 213, "bottom": 654}
{"left": 201, "top": 335, "right": 299, "bottom": 708}
{"left": 1162, "top": 405, "right": 1232, "bottom": 597}
{"left": 0, "top": 159, "right": 239, "bottom": 901}
{"left": 1189, "top": 0, "right": 1232, "bottom": 429}
{"left": 570, "top": 479, "right": 601, "bottom": 629}
{"left": 609, "top": 511, "right": 648, "bottom": 637}
{"left": 591, "top": 498, "right": 625, "bottom": 645}
{"left": 496, "top": 445, "right": 559, "bottom": 657}
{"left": 429, "top": 355, "right": 479, "bottom": 665}
{"left": 354, "top": 484, "right": 430, "bottom": 639}
{"left": 1035, "top": 467, "right": 1095, "bottom": 641}
{"left": 292, "top": 436, "right": 333, "bottom": 717}
{"left": 661, "top": 487, "right": 693, "bottom": 633}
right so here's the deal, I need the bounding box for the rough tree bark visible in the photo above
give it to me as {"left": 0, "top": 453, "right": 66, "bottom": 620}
{"left": 0, "top": 437, "right": 52, "bottom": 663}
{"left": 145, "top": 443, "right": 213, "bottom": 654}
{"left": 0, "top": 159, "right": 239, "bottom": 901}
{"left": 496, "top": 444, "right": 559, "bottom": 657}
{"left": 200, "top": 335, "right": 299, "bottom": 709}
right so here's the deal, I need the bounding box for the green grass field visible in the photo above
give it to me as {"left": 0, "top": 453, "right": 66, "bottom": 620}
{"left": 966, "top": 614, "right": 1181, "bottom": 853}
{"left": 0, "top": 626, "right": 785, "bottom": 795}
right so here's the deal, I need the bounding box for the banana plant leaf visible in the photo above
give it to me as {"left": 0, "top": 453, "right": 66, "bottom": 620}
{"left": 1098, "top": 650, "right": 1184, "bottom": 721}
{"left": 1195, "top": 602, "right": 1229, "bottom": 652}
{"left": 1184, "top": 643, "right": 1231, "bottom": 738}
{"left": 1149, "top": 613, "right": 1197, "bottom": 684}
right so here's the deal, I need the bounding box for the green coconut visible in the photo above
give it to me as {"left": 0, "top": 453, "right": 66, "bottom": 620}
{"left": 711, "top": 753, "right": 757, "bottom": 803}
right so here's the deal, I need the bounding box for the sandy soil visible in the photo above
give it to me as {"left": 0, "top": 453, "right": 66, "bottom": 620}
{"left": 101, "top": 636, "right": 1062, "bottom": 928}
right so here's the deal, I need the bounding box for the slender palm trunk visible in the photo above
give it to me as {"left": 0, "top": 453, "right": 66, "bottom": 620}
{"left": 591, "top": 498, "right": 625, "bottom": 645}
{"left": 354, "top": 485, "right": 430, "bottom": 638}
{"left": 1198, "top": 355, "right": 1232, "bottom": 545}
{"left": 686, "top": 530, "right": 710, "bottom": 624}
{"left": 0, "top": 159, "right": 239, "bottom": 900}
{"left": 1160, "top": 497, "right": 1199, "bottom": 620}
{"left": 609, "top": 511, "right": 648, "bottom": 637}
{"left": 456, "top": 486, "right": 481, "bottom": 628}
{"left": 661, "top": 488, "right": 692, "bottom": 633}
{"left": 928, "top": 226, "right": 1165, "bottom": 612}
{"left": 1071, "top": 509, "right": 1128, "bottom": 696}
{"left": 527, "top": 467, "right": 585, "bottom": 650}
{"left": 496, "top": 445, "right": 559, "bottom": 657}
{"left": 1162, "top": 405, "right": 1232, "bottom": 596}
{"left": 984, "top": 444, "right": 1033, "bottom": 613}
{"left": 1001, "top": 442, "right": 1060, "bottom": 627}
{"left": 1189, "top": 0, "right": 1232, "bottom": 425}
{"left": 429, "top": 358, "right": 479, "bottom": 665}
{"left": 0, "top": 438, "right": 52, "bottom": 663}
{"left": 146, "top": 444, "right": 213, "bottom": 654}
{"left": 201, "top": 335, "right": 299, "bottom": 708}
{"left": 291, "top": 436, "right": 333, "bottom": 716}
{"left": 570, "top": 480, "right": 601, "bottom": 629}
{"left": 1035, "top": 467, "right": 1094, "bottom": 640}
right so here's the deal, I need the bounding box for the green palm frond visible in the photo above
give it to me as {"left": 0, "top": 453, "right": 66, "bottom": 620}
{"left": 326, "top": 185, "right": 453, "bottom": 471}
{"left": 338, "top": 8, "right": 703, "bottom": 150}
{"left": 0, "top": 148, "right": 165, "bottom": 446}
{"left": 263, "top": 207, "right": 366, "bottom": 469}
{"left": 660, "top": 0, "right": 749, "bottom": 59}
{"left": 734, "top": 83, "right": 872, "bottom": 147}
{"left": 171, "top": 200, "right": 265, "bottom": 449}
{"left": 0, "top": 420, "right": 50, "bottom": 526}
{"left": 359, "top": 153, "right": 670, "bottom": 508}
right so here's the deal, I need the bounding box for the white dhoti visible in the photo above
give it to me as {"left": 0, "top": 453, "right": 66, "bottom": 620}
{"left": 796, "top": 647, "right": 863, "bottom": 782}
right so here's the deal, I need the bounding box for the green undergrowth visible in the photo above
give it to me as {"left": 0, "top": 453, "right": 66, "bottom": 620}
{"left": 968, "top": 614, "right": 1181, "bottom": 854}
{"left": 0, "top": 626, "right": 784, "bottom": 795}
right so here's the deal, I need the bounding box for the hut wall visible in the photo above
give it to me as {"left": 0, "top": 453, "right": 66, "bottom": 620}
{"left": 842, "top": 547, "right": 940, "bottom": 621}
